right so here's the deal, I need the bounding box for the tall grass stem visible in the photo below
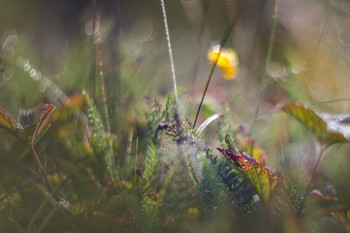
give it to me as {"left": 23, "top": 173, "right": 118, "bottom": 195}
{"left": 98, "top": 16, "right": 111, "bottom": 134}
{"left": 92, "top": 0, "right": 97, "bottom": 102}
{"left": 249, "top": 0, "right": 278, "bottom": 137}
{"left": 193, "top": 1, "right": 247, "bottom": 128}
{"left": 160, "top": 0, "right": 178, "bottom": 103}
{"left": 189, "top": 0, "right": 210, "bottom": 96}
{"left": 297, "top": 144, "right": 330, "bottom": 216}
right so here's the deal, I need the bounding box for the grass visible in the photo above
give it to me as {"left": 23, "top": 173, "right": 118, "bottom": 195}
{"left": 1, "top": 0, "right": 350, "bottom": 232}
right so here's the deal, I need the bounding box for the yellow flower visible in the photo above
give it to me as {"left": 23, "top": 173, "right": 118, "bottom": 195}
{"left": 207, "top": 45, "right": 239, "bottom": 80}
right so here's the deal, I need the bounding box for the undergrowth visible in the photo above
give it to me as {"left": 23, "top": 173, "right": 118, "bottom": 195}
{"left": 1, "top": 0, "right": 350, "bottom": 233}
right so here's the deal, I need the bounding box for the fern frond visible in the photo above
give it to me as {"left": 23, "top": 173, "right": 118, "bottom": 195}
{"left": 84, "top": 91, "right": 116, "bottom": 181}
{"left": 67, "top": 188, "right": 109, "bottom": 215}
{"left": 143, "top": 143, "right": 158, "bottom": 181}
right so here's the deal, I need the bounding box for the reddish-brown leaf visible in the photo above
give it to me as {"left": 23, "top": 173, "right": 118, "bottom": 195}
{"left": 32, "top": 104, "right": 56, "bottom": 142}
{"left": 218, "top": 134, "right": 284, "bottom": 203}
{"left": 0, "top": 106, "right": 16, "bottom": 131}
{"left": 310, "top": 189, "right": 337, "bottom": 202}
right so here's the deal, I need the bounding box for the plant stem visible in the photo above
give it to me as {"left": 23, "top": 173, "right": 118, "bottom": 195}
{"left": 97, "top": 16, "right": 111, "bottom": 134}
{"left": 29, "top": 143, "right": 53, "bottom": 191}
{"left": 193, "top": 2, "right": 247, "bottom": 128}
{"left": 160, "top": 0, "right": 178, "bottom": 103}
{"left": 306, "top": 145, "right": 329, "bottom": 193}
{"left": 189, "top": 0, "right": 210, "bottom": 97}
{"left": 297, "top": 144, "right": 330, "bottom": 216}
{"left": 309, "top": 98, "right": 350, "bottom": 106}
{"left": 249, "top": 0, "right": 278, "bottom": 137}
{"left": 0, "top": 153, "right": 41, "bottom": 179}
{"left": 92, "top": 0, "right": 97, "bottom": 102}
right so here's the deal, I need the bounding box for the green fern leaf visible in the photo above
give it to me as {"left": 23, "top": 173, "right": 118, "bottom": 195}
{"left": 84, "top": 91, "right": 116, "bottom": 181}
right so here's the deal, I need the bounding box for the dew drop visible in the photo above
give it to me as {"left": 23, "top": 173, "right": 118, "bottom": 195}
{"left": 267, "top": 62, "right": 284, "bottom": 78}
{"left": 29, "top": 68, "right": 36, "bottom": 78}
{"left": 2, "top": 34, "right": 17, "bottom": 51}
{"left": 36, "top": 71, "right": 42, "bottom": 80}
{"left": 84, "top": 20, "right": 99, "bottom": 36}
{"left": 212, "top": 44, "right": 221, "bottom": 53}
{"left": 0, "top": 75, "right": 5, "bottom": 86}
{"left": 4, "top": 67, "right": 13, "bottom": 80}
{"left": 43, "top": 78, "right": 52, "bottom": 87}
{"left": 130, "top": 20, "right": 154, "bottom": 42}
{"left": 40, "top": 83, "right": 46, "bottom": 92}
{"left": 23, "top": 59, "right": 30, "bottom": 72}
{"left": 290, "top": 64, "right": 302, "bottom": 74}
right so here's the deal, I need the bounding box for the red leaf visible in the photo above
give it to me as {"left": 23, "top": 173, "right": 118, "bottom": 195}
{"left": 32, "top": 104, "right": 56, "bottom": 142}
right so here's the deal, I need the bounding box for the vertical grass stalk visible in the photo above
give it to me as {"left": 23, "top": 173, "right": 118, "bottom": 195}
{"left": 92, "top": 0, "right": 97, "bottom": 101}
{"left": 29, "top": 143, "right": 53, "bottom": 191}
{"left": 297, "top": 144, "right": 330, "bottom": 216}
{"left": 98, "top": 16, "right": 111, "bottom": 134}
{"left": 250, "top": 0, "right": 278, "bottom": 137}
{"left": 193, "top": 2, "right": 247, "bottom": 128}
{"left": 189, "top": 0, "right": 210, "bottom": 96}
{"left": 160, "top": 0, "right": 178, "bottom": 103}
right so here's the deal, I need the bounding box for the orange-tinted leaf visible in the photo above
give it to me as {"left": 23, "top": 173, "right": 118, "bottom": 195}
{"left": 283, "top": 103, "right": 348, "bottom": 145}
{"left": 308, "top": 190, "right": 341, "bottom": 217}
{"left": 240, "top": 138, "right": 266, "bottom": 164}
{"left": 218, "top": 134, "right": 284, "bottom": 203}
{"left": 310, "top": 189, "right": 337, "bottom": 202}
{"left": 0, "top": 106, "right": 16, "bottom": 131}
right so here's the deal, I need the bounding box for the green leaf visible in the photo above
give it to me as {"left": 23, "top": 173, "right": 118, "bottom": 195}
{"left": 217, "top": 134, "right": 284, "bottom": 203}
{"left": 283, "top": 103, "right": 348, "bottom": 145}
{"left": 84, "top": 92, "right": 116, "bottom": 181}
{"left": 0, "top": 106, "right": 16, "bottom": 131}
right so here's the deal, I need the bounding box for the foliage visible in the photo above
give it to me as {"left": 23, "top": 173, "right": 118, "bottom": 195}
{"left": 283, "top": 103, "right": 349, "bottom": 146}
{"left": 2, "top": 1, "right": 350, "bottom": 233}
{"left": 218, "top": 134, "right": 284, "bottom": 204}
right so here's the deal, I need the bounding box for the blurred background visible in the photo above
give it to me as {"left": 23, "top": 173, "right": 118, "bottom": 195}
{"left": 2, "top": 0, "right": 350, "bottom": 230}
